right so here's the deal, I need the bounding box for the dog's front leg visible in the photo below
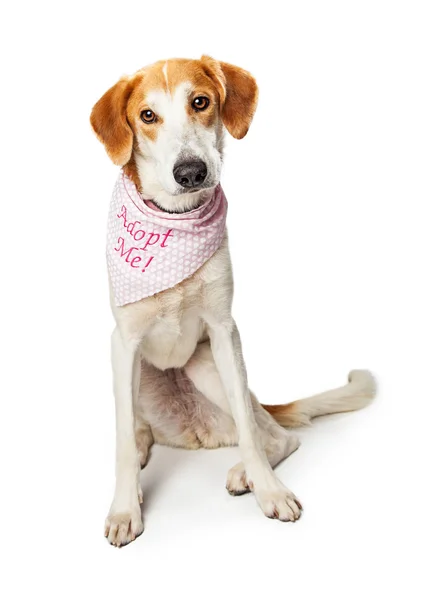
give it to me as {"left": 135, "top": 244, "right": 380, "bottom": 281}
{"left": 209, "top": 320, "right": 302, "bottom": 522}
{"left": 105, "top": 327, "right": 143, "bottom": 546}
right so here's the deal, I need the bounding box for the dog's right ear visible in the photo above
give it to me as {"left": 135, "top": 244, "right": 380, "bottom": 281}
{"left": 201, "top": 56, "right": 258, "bottom": 140}
{"left": 90, "top": 74, "right": 142, "bottom": 166}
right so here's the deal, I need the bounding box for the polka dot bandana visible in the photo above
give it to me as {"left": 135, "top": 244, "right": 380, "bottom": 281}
{"left": 107, "top": 172, "right": 227, "bottom": 306}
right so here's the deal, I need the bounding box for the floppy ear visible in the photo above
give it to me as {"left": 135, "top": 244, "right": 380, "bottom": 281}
{"left": 90, "top": 74, "right": 141, "bottom": 165}
{"left": 201, "top": 56, "right": 258, "bottom": 139}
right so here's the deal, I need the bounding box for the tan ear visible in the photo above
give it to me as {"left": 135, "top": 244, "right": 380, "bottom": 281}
{"left": 201, "top": 56, "right": 258, "bottom": 139}
{"left": 90, "top": 74, "right": 141, "bottom": 166}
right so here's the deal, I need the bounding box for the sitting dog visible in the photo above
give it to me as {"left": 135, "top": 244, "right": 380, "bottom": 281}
{"left": 90, "top": 56, "right": 376, "bottom": 547}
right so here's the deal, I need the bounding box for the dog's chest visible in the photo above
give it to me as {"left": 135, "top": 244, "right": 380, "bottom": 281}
{"left": 139, "top": 300, "right": 206, "bottom": 370}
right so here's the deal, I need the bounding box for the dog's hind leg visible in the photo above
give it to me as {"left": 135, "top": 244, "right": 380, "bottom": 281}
{"left": 226, "top": 371, "right": 376, "bottom": 495}
{"left": 134, "top": 420, "right": 154, "bottom": 469}
{"left": 185, "top": 342, "right": 300, "bottom": 496}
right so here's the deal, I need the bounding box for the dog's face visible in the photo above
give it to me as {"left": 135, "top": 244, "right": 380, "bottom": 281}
{"left": 91, "top": 56, "right": 258, "bottom": 212}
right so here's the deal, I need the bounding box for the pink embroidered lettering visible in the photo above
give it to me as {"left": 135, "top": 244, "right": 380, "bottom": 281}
{"left": 142, "top": 232, "right": 160, "bottom": 251}
{"left": 133, "top": 228, "right": 146, "bottom": 241}
{"left": 117, "top": 206, "right": 127, "bottom": 226}
{"left": 127, "top": 220, "right": 144, "bottom": 237}
{"left": 160, "top": 229, "right": 174, "bottom": 248}
{"left": 130, "top": 256, "right": 142, "bottom": 268}
{"left": 114, "top": 237, "right": 142, "bottom": 264}
{"left": 142, "top": 256, "right": 154, "bottom": 272}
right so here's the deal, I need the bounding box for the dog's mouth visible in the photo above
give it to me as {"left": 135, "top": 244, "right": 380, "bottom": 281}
{"left": 144, "top": 199, "right": 203, "bottom": 214}
{"left": 174, "top": 182, "right": 214, "bottom": 195}
{"left": 145, "top": 185, "right": 217, "bottom": 214}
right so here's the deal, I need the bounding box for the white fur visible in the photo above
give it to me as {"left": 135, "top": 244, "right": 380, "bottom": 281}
{"left": 162, "top": 61, "right": 169, "bottom": 91}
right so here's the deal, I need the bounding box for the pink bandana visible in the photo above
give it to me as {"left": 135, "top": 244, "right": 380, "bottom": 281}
{"left": 107, "top": 172, "right": 227, "bottom": 306}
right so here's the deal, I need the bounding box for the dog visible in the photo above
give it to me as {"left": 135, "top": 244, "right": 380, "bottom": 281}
{"left": 90, "top": 56, "right": 376, "bottom": 547}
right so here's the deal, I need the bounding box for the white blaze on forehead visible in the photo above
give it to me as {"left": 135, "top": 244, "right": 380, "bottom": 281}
{"left": 162, "top": 61, "right": 169, "bottom": 92}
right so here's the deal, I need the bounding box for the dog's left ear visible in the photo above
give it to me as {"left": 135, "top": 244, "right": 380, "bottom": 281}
{"left": 201, "top": 56, "right": 258, "bottom": 140}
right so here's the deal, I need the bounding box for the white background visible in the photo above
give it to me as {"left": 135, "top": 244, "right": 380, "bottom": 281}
{"left": 2, "top": 1, "right": 427, "bottom": 598}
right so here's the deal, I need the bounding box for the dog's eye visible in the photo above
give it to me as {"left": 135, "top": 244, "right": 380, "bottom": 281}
{"left": 140, "top": 109, "right": 156, "bottom": 124}
{"left": 192, "top": 96, "right": 210, "bottom": 111}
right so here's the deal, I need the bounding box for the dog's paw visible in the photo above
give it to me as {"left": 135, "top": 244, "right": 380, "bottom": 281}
{"left": 105, "top": 508, "right": 144, "bottom": 547}
{"left": 255, "top": 486, "right": 302, "bottom": 522}
{"left": 226, "top": 462, "right": 250, "bottom": 495}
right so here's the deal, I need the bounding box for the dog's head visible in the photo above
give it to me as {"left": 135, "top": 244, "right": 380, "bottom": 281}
{"left": 90, "top": 56, "right": 258, "bottom": 212}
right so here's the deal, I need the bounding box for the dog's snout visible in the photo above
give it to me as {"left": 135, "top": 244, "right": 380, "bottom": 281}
{"left": 173, "top": 160, "right": 207, "bottom": 189}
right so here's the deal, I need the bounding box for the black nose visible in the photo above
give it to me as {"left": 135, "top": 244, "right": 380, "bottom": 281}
{"left": 173, "top": 160, "right": 207, "bottom": 188}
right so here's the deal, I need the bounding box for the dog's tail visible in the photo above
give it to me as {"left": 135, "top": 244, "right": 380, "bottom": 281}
{"left": 262, "top": 370, "right": 376, "bottom": 428}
